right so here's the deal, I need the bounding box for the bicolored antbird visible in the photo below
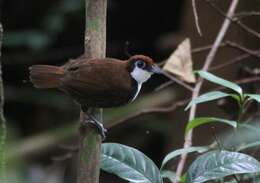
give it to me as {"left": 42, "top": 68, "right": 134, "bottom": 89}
{"left": 29, "top": 54, "right": 161, "bottom": 138}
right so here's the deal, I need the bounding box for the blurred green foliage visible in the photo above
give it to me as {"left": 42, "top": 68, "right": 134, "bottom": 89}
{"left": 4, "top": 31, "right": 51, "bottom": 50}
{"left": 4, "top": 0, "right": 84, "bottom": 51}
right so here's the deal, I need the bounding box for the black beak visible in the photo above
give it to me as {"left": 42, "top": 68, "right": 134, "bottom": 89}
{"left": 149, "top": 65, "right": 162, "bottom": 74}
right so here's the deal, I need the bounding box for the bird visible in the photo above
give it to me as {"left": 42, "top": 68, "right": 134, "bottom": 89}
{"left": 29, "top": 54, "right": 161, "bottom": 139}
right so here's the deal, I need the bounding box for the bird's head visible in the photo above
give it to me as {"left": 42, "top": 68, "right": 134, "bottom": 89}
{"left": 128, "top": 55, "right": 161, "bottom": 84}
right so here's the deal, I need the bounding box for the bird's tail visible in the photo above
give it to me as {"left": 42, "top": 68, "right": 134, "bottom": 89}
{"left": 29, "top": 65, "right": 65, "bottom": 88}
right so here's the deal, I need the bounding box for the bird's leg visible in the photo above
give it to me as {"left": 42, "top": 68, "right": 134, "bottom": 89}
{"left": 87, "top": 113, "right": 107, "bottom": 140}
{"left": 80, "top": 106, "right": 107, "bottom": 140}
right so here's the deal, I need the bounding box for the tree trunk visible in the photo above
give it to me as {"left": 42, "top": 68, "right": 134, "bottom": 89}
{"left": 77, "top": 0, "right": 107, "bottom": 183}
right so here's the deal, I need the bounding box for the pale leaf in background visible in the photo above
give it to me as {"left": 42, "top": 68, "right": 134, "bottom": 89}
{"left": 163, "top": 38, "right": 196, "bottom": 83}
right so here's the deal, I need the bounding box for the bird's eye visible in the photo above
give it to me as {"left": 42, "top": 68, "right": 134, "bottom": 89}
{"left": 135, "top": 60, "right": 146, "bottom": 68}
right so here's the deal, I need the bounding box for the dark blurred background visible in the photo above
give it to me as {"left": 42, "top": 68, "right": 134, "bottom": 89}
{"left": 0, "top": 0, "right": 259, "bottom": 182}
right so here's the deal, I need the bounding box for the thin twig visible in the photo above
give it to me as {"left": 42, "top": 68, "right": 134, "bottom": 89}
{"left": 156, "top": 71, "right": 260, "bottom": 92}
{"left": 192, "top": 0, "right": 203, "bottom": 36}
{"left": 148, "top": 68, "right": 194, "bottom": 91}
{"left": 205, "top": 0, "right": 260, "bottom": 40}
{"left": 5, "top": 75, "right": 259, "bottom": 163}
{"left": 192, "top": 42, "right": 227, "bottom": 53}
{"left": 156, "top": 43, "right": 229, "bottom": 92}
{"left": 174, "top": 0, "right": 239, "bottom": 182}
{"left": 243, "top": 66, "right": 260, "bottom": 75}
{"left": 157, "top": 43, "right": 227, "bottom": 66}
{"left": 225, "top": 41, "right": 260, "bottom": 59}
{"left": 191, "top": 41, "right": 260, "bottom": 58}
{"left": 106, "top": 100, "right": 188, "bottom": 129}
{"left": 52, "top": 99, "right": 184, "bottom": 162}
{"left": 211, "top": 126, "right": 224, "bottom": 150}
{"left": 234, "top": 11, "right": 260, "bottom": 19}
{"left": 155, "top": 80, "right": 174, "bottom": 91}
{"left": 157, "top": 45, "right": 260, "bottom": 92}
{"left": 161, "top": 71, "right": 194, "bottom": 92}
{"left": 209, "top": 50, "right": 260, "bottom": 71}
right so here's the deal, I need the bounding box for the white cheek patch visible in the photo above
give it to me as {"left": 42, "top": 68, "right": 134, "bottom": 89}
{"left": 130, "top": 67, "right": 152, "bottom": 84}
{"left": 130, "top": 67, "right": 153, "bottom": 101}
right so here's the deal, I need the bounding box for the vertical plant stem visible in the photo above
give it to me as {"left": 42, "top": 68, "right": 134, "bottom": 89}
{"left": 0, "top": 22, "right": 7, "bottom": 183}
{"left": 77, "top": 0, "right": 107, "bottom": 183}
{"left": 173, "top": 0, "right": 239, "bottom": 182}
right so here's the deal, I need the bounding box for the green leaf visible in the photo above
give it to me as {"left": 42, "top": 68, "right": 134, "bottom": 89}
{"left": 185, "top": 91, "right": 230, "bottom": 110}
{"left": 198, "top": 71, "right": 243, "bottom": 95}
{"left": 101, "top": 143, "right": 162, "bottom": 183}
{"left": 180, "top": 174, "right": 187, "bottom": 183}
{"left": 245, "top": 94, "right": 260, "bottom": 103}
{"left": 161, "top": 170, "right": 176, "bottom": 182}
{"left": 230, "top": 94, "right": 242, "bottom": 105}
{"left": 220, "top": 123, "right": 260, "bottom": 150}
{"left": 239, "top": 123, "right": 260, "bottom": 133}
{"left": 161, "top": 146, "right": 209, "bottom": 169}
{"left": 160, "top": 171, "right": 187, "bottom": 183}
{"left": 237, "top": 141, "right": 260, "bottom": 151}
{"left": 185, "top": 117, "right": 237, "bottom": 134}
{"left": 187, "top": 150, "right": 260, "bottom": 183}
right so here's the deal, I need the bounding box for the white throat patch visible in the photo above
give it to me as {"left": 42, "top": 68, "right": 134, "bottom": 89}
{"left": 130, "top": 67, "right": 153, "bottom": 101}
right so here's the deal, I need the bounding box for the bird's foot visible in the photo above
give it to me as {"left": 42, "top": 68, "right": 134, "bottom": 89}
{"left": 81, "top": 114, "right": 107, "bottom": 141}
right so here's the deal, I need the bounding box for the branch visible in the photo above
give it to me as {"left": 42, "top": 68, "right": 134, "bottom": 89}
{"left": 225, "top": 41, "right": 260, "bottom": 59}
{"left": 106, "top": 99, "right": 188, "bottom": 129}
{"left": 9, "top": 99, "right": 188, "bottom": 163}
{"left": 209, "top": 50, "right": 260, "bottom": 71}
{"left": 192, "top": 42, "right": 227, "bottom": 53}
{"left": 0, "top": 22, "right": 6, "bottom": 183}
{"left": 161, "top": 71, "right": 194, "bottom": 92}
{"left": 155, "top": 80, "right": 175, "bottom": 91}
{"left": 234, "top": 11, "right": 260, "bottom": 19}
{"left": 174, "top": 0, "right": 239, "bottom": 182}
{"left": 192, "top": 0, "right": 202, "bottom": 36}
{"left": 6, "top": 90, "right": 183, "bottom": 162}
{"left": 156, "top": 43, "right": 260, "bottom": 92}
{"left": 6, "top": 123, "right": 76, "bottom": 163}
{"left": 157, "top": 43, "right": 227, "bottom": 67}
{"left": 77, "top": 0, "right": 107, "bottom": 183}
{"left": 156, "top": 57, "right": 260, "bottom": 91}
{"left": 6, "top": 74, "right": 259, "bottom": 163}
{"left": 205, "top": 0, "right": 260, "bottom": 40}
{"left": 156, "top": 42, "right": 229, "bottom": 92}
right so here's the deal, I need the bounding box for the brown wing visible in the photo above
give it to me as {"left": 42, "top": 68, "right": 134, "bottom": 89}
{"left": 60, "top": 58, "right": 133, "bottom": 108}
